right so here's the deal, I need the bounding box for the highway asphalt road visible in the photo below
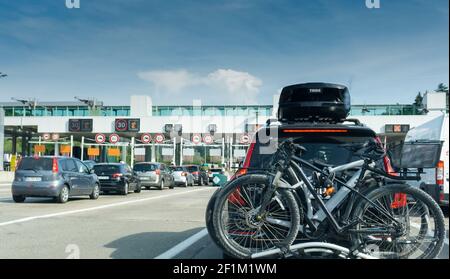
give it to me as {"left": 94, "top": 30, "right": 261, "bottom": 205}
{"left": 0, "top": 182, "right": 448, "bottom": 259}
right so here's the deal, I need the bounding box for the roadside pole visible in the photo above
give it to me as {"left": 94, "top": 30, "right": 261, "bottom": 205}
{"left": 130, "top": 137, "right": 135, "bottom": 167}
{"left": 221, "top": 137, "right": 225, "bottom": 166}
{"left": 180, "top": 137, "right": 183, "bottom": 166}
{"left": 81, "top": 136, "right": 85, "bottom": 161}
{"left": 70, "top": 135, "right": 74, "bottom": 158}
{"left": 172, "top": 138, "right": 176, "bottom": 165}
{"left": 38, "top": 136, "right": 42, "bottom": 156}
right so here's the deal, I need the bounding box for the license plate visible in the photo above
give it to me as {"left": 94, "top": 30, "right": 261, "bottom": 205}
{"left": 25, "top": 177, "right": 42, "bottom": 182}
{"left": 98, "top": 176, "right": 109, "bottom": 180}
{"left": 140, "top": 177, "right": 150, "bottom": 180}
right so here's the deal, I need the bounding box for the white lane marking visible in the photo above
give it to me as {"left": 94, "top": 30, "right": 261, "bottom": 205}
{"left": 0, "top": 188, "right": 210, "bottom": 227}
{"left": 154, "top": 228, "right": 208, "bottom": 259}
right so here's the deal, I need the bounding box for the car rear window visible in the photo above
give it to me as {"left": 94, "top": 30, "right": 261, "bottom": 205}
{"left": 134, "top": 164, "right": 157, "bottom": 172}
{"left": 249, "top": 135, "right": 376, "bottom": 170}
{"left": 93, "top": 165, "right": 121, "bottom": 174}
{"left": 185, "top": 166, "right": 198, "bottom": 172}
{"left": 17, "top": 157, "right": 53, "bottom": 171}
{"left": 172, "top": 167, "right": 185, "bottom": 171}
{"left": 210, "top": 169, "right": 222, "bottom": 172}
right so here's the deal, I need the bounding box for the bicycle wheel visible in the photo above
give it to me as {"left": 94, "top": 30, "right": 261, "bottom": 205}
{"left": 350, "top": 184, "right": 445, "bottom": 259}
{"left": 212, "top": 174, "right": 300, "bottom": 259}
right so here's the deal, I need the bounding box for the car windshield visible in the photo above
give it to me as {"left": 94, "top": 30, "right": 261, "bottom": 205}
{"left": 250, "top": 136, "right": 375, "bottom": 170}
{"left": 172, "top": 167, "right": 185, "bottom": 171}
{"left": 93, "top": 165, "right": 121, "bottom": 174}
{"left": 185, "top": 166, "right": 198, "bottom": 172}
{"left": 17, "top": 157, "right": 53, "bottom": 171}
{"left": 134, "top": 164, "right": 157, "bottom": 172}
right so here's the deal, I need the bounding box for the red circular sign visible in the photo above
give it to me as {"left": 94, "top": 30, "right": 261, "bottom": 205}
{"left": 240, "top": 134, "right": 250, "bottom": 144}
{"left": 115, "top": 119, "right": 128, "bottom": 132}
{"left": 154, "top": 133, "right": 165, "bottom": 144}
{"left": 109, "top": 134, "right": 120, "bottom": 144}
{"left": 51, "top": 134, "right": 60, "bottom": 141}
{"left": 43, "top": 133, "right": 51, "bottom": 141}
{"left": 192, "top": 134, "right": 202, "bottom": 144}
{"left": 95, "top": 133, "right": 106, "bottom": 144}
{"left": 141, "top": 134, "right": 152, "bottom": 144}
{"left": 203, "top": 134, "right": 214, "bottom": 144}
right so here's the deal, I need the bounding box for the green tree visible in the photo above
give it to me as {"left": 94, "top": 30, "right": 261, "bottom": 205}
{"left": 413, "top": 91, "right": 424, "bottom": 114}
{"left": 435, "top": 83, "right": 449, "bottom": 112}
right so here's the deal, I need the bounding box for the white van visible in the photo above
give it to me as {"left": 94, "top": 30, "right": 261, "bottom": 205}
{"left": 405, "top": 114, "right": 448, "bottom": 207}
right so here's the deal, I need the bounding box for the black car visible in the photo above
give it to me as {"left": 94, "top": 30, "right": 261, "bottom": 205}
{"left": 93, "top": 163, "right": 141, "bottom": 195}
{"left": 184, "top": 165, "right": 209, "bottom": 186}
{"left": 82, "top": 160, "right": 97, "bottom": 171}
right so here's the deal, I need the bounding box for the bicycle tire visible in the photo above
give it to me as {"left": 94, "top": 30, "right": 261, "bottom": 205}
{"left": 350, "top": 184, "right": 445, "bottom": 259}
{"left": 212, "top": 174, "right": 300, "bottom": 259}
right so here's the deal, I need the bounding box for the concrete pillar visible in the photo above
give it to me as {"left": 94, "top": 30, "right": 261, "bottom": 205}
{"left": 121, "top": 145, "right": 127, "bottom": 163}
{"left": 54, "top": 142, "right": 59, "bottom": 156}
{"left": 21, "top": 134, "right": 27, "bottom": 156}
{"left": 145, "top": 146, "right": 152, "bottom": 162}
{"left": 151, "top": 142, "right": 156, "bottom": 162}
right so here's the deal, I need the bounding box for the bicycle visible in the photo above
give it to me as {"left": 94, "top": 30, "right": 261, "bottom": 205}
{"left": 211, "top": 139, "right": 446, "bottom": 259}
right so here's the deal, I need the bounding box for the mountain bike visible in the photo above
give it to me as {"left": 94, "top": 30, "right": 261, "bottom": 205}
{"left": 211, "top": 139, "right": 446, "bottom": 259}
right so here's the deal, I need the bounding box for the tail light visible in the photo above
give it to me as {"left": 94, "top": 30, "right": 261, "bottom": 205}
{"left": 112, "top": 173, "right": 123, "bottom": 179}
{"left": 192, "top": 171, "right": 199, "bottom": 175}
{"left": 155, "top": 169, "right": 161, "bottom": 175}
{"left": 436, "top": 161, "right": 444, "bottom": 186}
{"left": 52, "top": 157, "right": 59, "bottom": 173}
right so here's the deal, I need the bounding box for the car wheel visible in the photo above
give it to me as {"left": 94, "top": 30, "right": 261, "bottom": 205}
{"left": 90, "top": 184, "right": 100, "bottom": 200}
{"left": 134, "top": 182, "right": 142, "bottom": 193}
{"left": 122, "top": 182, "right": 129, "bottom": 195}
{"left": 159, "top": 180, "right": 165, "bottom": 190}
{"left": 13, "top": 195, "right": 26, "bottom": 203}
{"left": 57, "top": 185, "right": 70, "bottom": 203}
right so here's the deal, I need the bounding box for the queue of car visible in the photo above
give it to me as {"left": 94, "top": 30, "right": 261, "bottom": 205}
{"left": 11, "top": 158, "right": 222, "bottom": 203}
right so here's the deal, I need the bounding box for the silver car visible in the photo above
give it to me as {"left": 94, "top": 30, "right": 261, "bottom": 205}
{"left": 169, "top": 166, "right": 194, "bottom": 187}
{"left": 12, "top": 156, "right": 100, "bottom": 203}
{"left": 133, "top": 162, "right": 174, "bottom": 190}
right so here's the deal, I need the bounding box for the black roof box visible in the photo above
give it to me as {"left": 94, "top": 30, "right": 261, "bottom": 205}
{"left": 278, "top": 82, "right": 351, "bottom": 123}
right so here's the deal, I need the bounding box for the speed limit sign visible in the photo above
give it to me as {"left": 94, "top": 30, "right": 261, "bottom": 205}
{"left": 95, "top": 134, "right": 106, "bottom": 144}
{"left": 109, "top": 134, "right": 120, "bottom": 144}
{"left": 192, "top": 134, "right": 202, "bottom": 144}
{"left": 203, "top": 134, "right": 214, "bottom": 145}
{"left": 141, "top": 133, "right": 152, "bottom": 144}
{"left": 154, "top": 133, "right": 165, "bottom": 144}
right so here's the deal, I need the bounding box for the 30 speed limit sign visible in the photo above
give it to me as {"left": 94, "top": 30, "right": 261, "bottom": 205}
{"left": 95, "top": 134, "right": 106, "bottom": 144}
{"left": 109, "top": 134, "right": 120, "bottom": 144}
{"left": 141, "top": 134, "right": 152, "bottom": 144}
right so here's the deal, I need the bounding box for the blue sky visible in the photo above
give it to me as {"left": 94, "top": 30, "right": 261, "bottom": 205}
{"left": 0, "top": 0, "right": 448, "bottom": 105}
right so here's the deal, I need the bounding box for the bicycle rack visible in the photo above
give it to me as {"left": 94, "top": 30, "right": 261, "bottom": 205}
{"left": 250, "top": 242, "right": 378, "bottom": 259}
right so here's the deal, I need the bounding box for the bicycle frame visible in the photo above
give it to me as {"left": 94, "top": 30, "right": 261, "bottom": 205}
{"left": 270, "top": 155, "right": 413, "bottom": 235}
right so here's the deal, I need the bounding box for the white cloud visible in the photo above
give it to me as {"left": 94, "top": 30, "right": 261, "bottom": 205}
{"left": 137, "top": 69, "right": 199, "bottom": 93}
{"left": 137, "top": 68, "right": 262, "bottom": 104}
